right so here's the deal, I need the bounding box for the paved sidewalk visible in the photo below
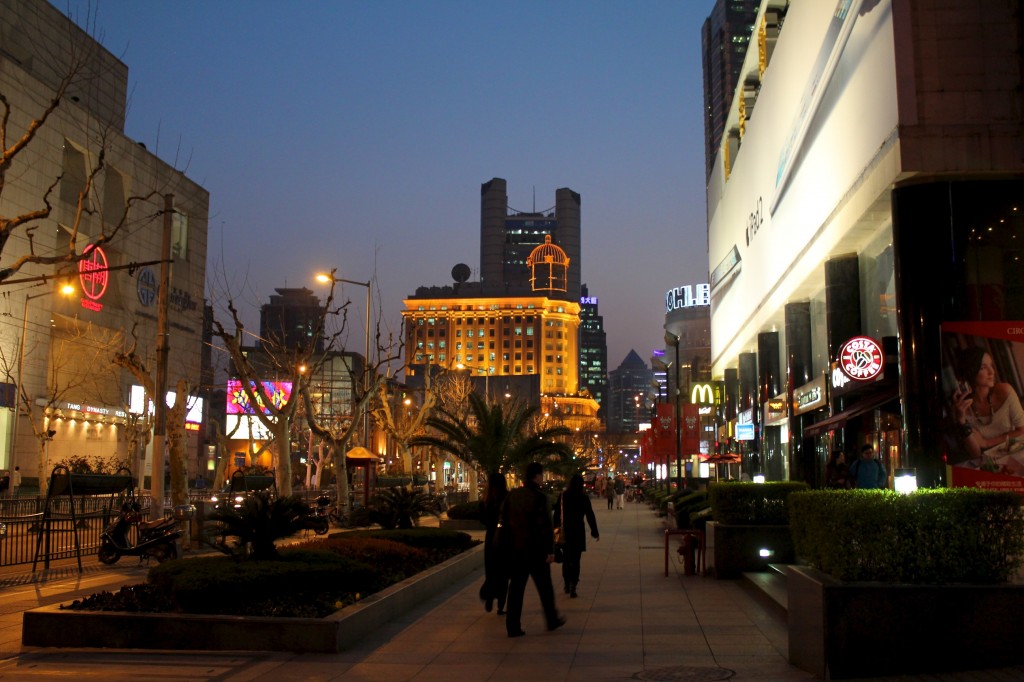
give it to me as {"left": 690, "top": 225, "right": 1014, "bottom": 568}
{"left": 0, "top": 500, "right": 1022, "bottom": 680}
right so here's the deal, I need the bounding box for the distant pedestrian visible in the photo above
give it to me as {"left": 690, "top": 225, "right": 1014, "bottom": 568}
{"left": 849, "top": 445, "right": 887, "bottom": 489}
{"left": 605, "top": 476, "right": 615, "bottom": 510}
{"left": 825, "top": 450, "right": 850, "bottom": 489}
{"left": 11, "top": 466, "right": 21, "bottom": 498}
{"left": 480, "top": 472, "right": 509, "bottom": 615}
{"left": 552, "top": 474, "right": 599, "bottom": 598}
{"left": 499, "top": 461, "right": 566, "bottom": 637}
{"left": 614, "top": 475, "right": 626, "bottom": 509}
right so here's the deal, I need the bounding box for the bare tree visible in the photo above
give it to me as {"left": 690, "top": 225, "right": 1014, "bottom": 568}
{"left": 0, "top": 7, "right": 166, "bottom": 283}
{"left": 113, "top": 327, "right": 193, "bottom": 510}
{"left": 370, "top": 376, "right": 436, "bottom": 479}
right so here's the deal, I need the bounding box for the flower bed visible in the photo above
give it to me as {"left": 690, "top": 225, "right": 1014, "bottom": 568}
{"left": 23, "top": 541, "right": 485, "bottom": 653}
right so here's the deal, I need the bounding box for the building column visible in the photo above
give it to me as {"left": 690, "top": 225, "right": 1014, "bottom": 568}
{"left": 785, "top": 301, "right": 814, "bottom": 485}
{"left": 758, "top": 331, "right": 781, "bottom": 480}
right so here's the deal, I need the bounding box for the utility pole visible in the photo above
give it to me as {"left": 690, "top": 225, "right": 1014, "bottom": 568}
{"left": 151, "top": 194, "right": 173, "bottom": 517}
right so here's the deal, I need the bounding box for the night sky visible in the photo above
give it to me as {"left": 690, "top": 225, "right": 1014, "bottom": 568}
{"left": 59, "top": 0, "right": 713, "bottom": 371}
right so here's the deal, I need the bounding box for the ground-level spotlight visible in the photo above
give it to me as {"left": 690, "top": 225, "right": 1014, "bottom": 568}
{"left": 895, "top": 468, "right": 918, "bottom": 494}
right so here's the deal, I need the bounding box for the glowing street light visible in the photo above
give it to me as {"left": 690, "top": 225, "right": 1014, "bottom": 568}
{"left": 315, "top": 268, "right": 371, "bottom": 447}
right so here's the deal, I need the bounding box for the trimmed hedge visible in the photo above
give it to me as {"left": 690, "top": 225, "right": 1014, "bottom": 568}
{"left": 789, "top": 488, "right": 1024, "bottom": 584}
{"left": 147, "top": 551, "right": 378, "bottom": 616}
{"left": 708, "top": 481, "right": 809, "bottom": 525}
{"left": 446, "top": 501, "right": 484, "bottom": 520}
{"left": 672, "top": 491, "right": 710, "bottom": 529}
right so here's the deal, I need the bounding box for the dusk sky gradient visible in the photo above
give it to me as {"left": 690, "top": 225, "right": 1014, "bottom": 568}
{"left": 60, "top": 0, "right": 714, "bottom": 370}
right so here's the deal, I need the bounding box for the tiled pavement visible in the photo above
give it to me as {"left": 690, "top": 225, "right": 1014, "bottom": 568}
{"left": 0, "top": 500, "right": 1021, "bottom": 680}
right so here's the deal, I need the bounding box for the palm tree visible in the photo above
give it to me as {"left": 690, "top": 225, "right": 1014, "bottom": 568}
{"left": 411, "top": 393, "right": 573, "bottom": 477}
{"left": 205, "top": 491, "right": 311, "bottom": 560}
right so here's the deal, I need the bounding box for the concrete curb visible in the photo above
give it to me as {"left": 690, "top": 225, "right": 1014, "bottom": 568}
{"left": 22, "top": 543, "right": 484, "bottom": 653}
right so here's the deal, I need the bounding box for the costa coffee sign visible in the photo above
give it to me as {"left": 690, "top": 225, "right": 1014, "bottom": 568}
{"left": 833, "top": 336, "right": 884, "bottom": 388}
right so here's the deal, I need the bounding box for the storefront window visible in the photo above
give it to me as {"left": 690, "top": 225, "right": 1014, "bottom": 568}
{"left": 861, "top": 225, "right": 897, "bottom": 341}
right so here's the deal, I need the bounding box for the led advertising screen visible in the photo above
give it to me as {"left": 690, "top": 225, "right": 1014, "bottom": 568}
{"left": 226, "top": 380, "right": 293, "bottom": 415}
{"left": 129, "top": 385, "right": 203, "bottom": 424}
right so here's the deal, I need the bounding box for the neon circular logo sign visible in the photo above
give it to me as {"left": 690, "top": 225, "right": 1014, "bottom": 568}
{"left": 838, "top": 336, "right": 884, "bottom": 381}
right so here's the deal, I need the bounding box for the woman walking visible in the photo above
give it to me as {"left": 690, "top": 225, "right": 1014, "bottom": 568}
{"left": 553, "top": 474, "right": 599, "bottom": 598}
{"left": 480, "top": 472, "right": 509, "bottom": 614}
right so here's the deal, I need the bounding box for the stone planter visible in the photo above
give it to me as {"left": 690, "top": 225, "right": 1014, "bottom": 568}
{"left": 705, "top": 521, "right": 794, "bottom": 578}
{"left": 787, "top": 565, "right": 1024, "bottom": 679}
{"left": 439, "top": 518, "right": 485, "bottom": 531}
{"left": 23, "top": 543, "right": 484, "bottom": 653}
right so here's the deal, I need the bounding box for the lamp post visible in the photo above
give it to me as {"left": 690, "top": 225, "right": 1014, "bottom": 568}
{"left": 665, "top": 331, "right": 683, "bottom": 492}
{"left": 315, "top": 269, "right": 371, "bottom": 447}
{"left": 10, "top": 281, "right": 76, "bottom": 468}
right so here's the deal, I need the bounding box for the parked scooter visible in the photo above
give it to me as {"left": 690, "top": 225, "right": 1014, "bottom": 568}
{"left": 303, "top": 493, "right": 331, "bottom": 535}
{"left": 98, "top": 498, "right": 180, "bottom": 564}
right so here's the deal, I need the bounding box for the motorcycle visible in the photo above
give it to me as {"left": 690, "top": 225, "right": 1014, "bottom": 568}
{"left": 302, "top": 493, "right": 332, "bottom": 535}
{"left": 98, "top": 499, "right": 180, "bottom": 564}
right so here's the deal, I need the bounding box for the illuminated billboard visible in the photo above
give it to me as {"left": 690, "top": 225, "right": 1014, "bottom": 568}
{"left": 226, "top": 380, "right": 293, "bottom": 415}
{"left": 129, "top": 385, "right": 203, "bottom": 424}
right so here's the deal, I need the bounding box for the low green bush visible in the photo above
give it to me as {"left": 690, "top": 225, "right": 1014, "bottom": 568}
{"left": 673, "top": 491, "right": 710, "bottom": 529}
{"left": 708, "top": 481, "right": 809, "bottom": 525}
{"left": 147, "top": 551, "right": 378, "bottom": 616}
{"left": 343, "top": 527, "right": 476, "bottom": 549}
{"left": 789, "top": 488, "right": 1024, "bottom": 584}
{"left": 289, "top": 536, "right": 432, "bottom": 585}
{"left": 446, "top": 501, "right": 484, "bottom": 520}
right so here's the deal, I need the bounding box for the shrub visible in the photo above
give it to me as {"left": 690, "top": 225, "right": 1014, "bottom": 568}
{"left": 342, "top": 527, "right": 478, "bottom": 563}
{"left": 789, "top": 488, "right": 1024, "bottom": 583}
{"left": 205, "top": 491, "right": 311, "bottom": 560}
{"left": 446, "top": 501, "right": 483, "bottom": 520}
{"left": 672, "top": 491, "right": 710, "bottom": 529}
{"left": 287, "top": 536, "right": 432, "bottom": 585}
{"left": 708, "top": 481, "right": 809, "bottom": 525}
{"left": 146, "top": 551, "right": 378, "bottom": 616}
{"left": 367, "top": 486, "right": 439, "bottom": 529}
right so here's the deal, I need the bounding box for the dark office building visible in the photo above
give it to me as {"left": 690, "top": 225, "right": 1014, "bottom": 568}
{"left": 578, "top": 284, "right": 609, "bottom": 414}
{"left": 700, "top": 0, "right": 762, "bottom": 179}
{"left": 259, "top": 287, "right": 325, "bottom": 352}
{"left": 607, "top": 350, "right": 654, "bottom": 435}
{"left": 480, "top": 177, "right": 581, "bottom": 302}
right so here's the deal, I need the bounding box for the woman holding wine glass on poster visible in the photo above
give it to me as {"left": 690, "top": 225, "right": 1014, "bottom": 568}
{"left": 952, "top": 346, "right": 1024, "bottom": 472}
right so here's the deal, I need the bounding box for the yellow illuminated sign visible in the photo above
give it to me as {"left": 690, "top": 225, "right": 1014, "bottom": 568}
{"left": 690, "top": 383, "right": 717, "bottom": 406}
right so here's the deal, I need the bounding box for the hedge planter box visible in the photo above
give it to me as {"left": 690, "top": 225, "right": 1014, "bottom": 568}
{"left": 439, "top": 518, "right": 485, "bottom": 531}
{"left": 788, "top": 565, "right": 1024, "bottom": 679}
{"left": 23, "top": 543, "right": 484, "bottom": 653}
{"left": 706, "top": 521, "right": 795, "bottom": 578}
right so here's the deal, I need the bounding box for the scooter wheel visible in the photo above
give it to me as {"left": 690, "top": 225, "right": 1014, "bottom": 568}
{"left": 150, "top": 542, "right": 178, "bottom": 563}
{"left": 97, "top": 543, "right": 121, "bottom": 565}
{"left": 314, "top": 520, "right": 329, "bottom": 536}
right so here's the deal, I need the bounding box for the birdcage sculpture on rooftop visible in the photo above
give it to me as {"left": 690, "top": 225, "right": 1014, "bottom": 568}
{"left": 527, "top": 234, "right": 570, "bottom": 293}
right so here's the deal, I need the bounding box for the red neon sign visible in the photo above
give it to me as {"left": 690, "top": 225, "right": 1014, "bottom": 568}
{"left": 838, "top": 336, "right": 884, "bottom": 381}
{"left": 79, "top": 245, "right": 109, "bottom": 312}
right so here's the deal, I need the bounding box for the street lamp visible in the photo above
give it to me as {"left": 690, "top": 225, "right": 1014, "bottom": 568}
{"left": 665, "top": 330, "right": 683, "bottom": 491}
{"left": 315, "top": 269, "right": 371, "bottom": 447}
{"left": 10, "top": 281, "right": 76, "bottom": 467}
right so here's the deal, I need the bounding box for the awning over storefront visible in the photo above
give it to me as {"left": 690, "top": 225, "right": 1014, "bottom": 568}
{"left": 802, "top": 387, "right": 900, "bottom": 438}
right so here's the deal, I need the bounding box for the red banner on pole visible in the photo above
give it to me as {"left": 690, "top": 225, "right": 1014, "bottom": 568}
{"left": 681, "top": 403, "right": 700, "bottom": 454}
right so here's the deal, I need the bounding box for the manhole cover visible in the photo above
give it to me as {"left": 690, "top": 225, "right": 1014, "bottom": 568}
{"left": 634, "top": 666, "right": 734, "bottom": 681}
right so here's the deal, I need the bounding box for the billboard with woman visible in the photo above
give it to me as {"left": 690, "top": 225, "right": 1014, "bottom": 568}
{"left": 942, "top": 322, "right": 1024, "bottom": 491}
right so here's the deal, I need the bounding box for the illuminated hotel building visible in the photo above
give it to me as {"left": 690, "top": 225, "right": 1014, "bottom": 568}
{"left": 706, "top": 0, "right": 1024, "bottom": 488}
{"left": 403, "top": 236, "right": 599, "bottom": 432}
{"left": 0, "top": 0, "right": 209, "bottom": 481}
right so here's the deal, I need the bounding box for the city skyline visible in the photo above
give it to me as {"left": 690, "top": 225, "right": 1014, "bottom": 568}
{"left": 60, "top": 0, "right": 714, "bottom": 369}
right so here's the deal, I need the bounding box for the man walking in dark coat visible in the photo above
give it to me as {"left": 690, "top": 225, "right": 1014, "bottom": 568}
{"left": 499, "top": 461, "right": 566, "bottom": 637}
